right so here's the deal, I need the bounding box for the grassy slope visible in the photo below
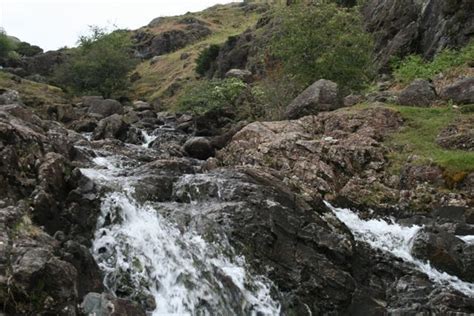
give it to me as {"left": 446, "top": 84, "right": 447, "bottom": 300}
{"left": 353, "top": 103, "right": 474, "bottom": 176}
{"left": 130, "top": 3, "right": 263, "bottom": 106}
{"left": 0, "top": 72, "right": 68, "bottom": 107}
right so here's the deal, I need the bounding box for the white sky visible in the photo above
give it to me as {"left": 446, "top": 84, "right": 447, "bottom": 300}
{"left": 0, "top": 0, "right": 239, "bottom": 51}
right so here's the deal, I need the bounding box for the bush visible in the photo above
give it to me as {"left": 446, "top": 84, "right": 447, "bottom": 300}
{"left": 392, "top": 41, "right": 474, "bottom": 85}
{"left": 195, "top": 44, "right": 220, "bottom": 76}
{"left": 178, "top": 78, "right": 247, "bottom": 115}
{"left": 15, "top": 41, "right": 43, "bottom": 57}
{"left": 0, "top": 31, "right": 17, "bottom": 60}
{"left": 53, "top": 26, "right": 137, "bottom": 98}
{"left": 270, "top": 2, "right": 374, "bottom": 92}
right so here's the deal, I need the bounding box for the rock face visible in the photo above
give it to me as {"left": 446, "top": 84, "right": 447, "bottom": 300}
{"left": 133, "top": 18, "right": 211, "bottom": 59}
{"left": 398, "top": 79, "right": 437, "bottom": 107}
{"left": 363, "top": 0, "right": 474, "bottom": 70}
{"left": 440, "top": 77, "right": 474, "bottom": 104}
{"left": 0, "top": 103, "right": 104, "bottom": 314}
{"left": 285, "top": 79, "right": 342, "bottom": 119}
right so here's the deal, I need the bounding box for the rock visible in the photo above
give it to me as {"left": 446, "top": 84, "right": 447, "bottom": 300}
{"left": 225, "top": 69, "right": 253, "bottom": 82}
{"left": 412, "top": 228, "right": 474, "bottom": 282}
{"left": 93, "top": 114, "right": 129, "bottom": 140}
{"left": 344, "top": 94, "right": 364, "bottom": 107}
{"left": 133, "top": 100, "right": 152, "bottom": 112}
{"left": 81, "top": 292, "right": 146, "bottom": 316}
{"left": 183, "top": 137, "right": 215, "bottom": 160}
{"left": 0, "top": 88, "right": 21, "bottom": 105}
{"left": 398, "top": 79, "right": 437, "bottom": 107}
{"left": 180, "top": 52, "right": 190, "bottom": 60}
{"left": 285, "top": 79, "right": 342, "bottom": 119}
{"left": 70, "top": 118, "right": 98, "bottom": 133}
{"left": 440, "top": 77, "right": 474, "bottom": 104}
{"left": 436, "top": 117, "right": 474, "bottom": 151}
{"left": 85, "top": 97, "right": 123, "bottom": 118}
{"left": 363, "top": 0, "right": 474, "bottom": 71}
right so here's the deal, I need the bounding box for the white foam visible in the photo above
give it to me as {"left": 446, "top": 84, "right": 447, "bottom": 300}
{"left": 326, "top": 202, "right": 474, "bottom": 297}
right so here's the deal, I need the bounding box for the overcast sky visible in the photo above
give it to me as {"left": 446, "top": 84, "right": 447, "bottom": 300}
{"left": 0, "top": 0, "right": 239, "bottom": 51}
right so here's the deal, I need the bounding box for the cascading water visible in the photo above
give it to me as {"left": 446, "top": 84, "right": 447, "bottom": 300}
{"left": 80, "top": 141, "right": 281, "bottom": 315}
{"left": 325, "top": 202, "right": 474, "bottom": 297}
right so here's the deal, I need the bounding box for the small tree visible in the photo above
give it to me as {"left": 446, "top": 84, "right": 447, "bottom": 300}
{"left": 271, "top": 2, "right": 374, "bottom": 92}
{"left": 0, "top": 31, "right": 17, "bottom": 60}
{"left": 195, "top": 44, "right": 220, "bottom": 76}
{"left": 53, "top": 26, "right": 137, "bottom": 98}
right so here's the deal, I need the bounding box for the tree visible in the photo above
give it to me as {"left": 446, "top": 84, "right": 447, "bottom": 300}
{"left": 15, "top": 41, "right": 43, "bottom": 57}
{"left": 53, "top": 26, "right": 137, "bottom": 98}
{"left": 271, "top": 2, "right": 374, "bottom": 92}
{"left": 195, "top": 44, "right": 220, "bottom": 76}
{"left": 0, "top": 31, "right": 16, "bottom": 60}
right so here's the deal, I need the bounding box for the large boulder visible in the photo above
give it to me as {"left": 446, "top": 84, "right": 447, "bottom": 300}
{"left": 183, "top": 137, "right": 215, "bottom": 160}
{"left": 285, "top": 79, "right": 342, "bottom": 119}
{"left": 398, "top": 79, "right": 437, "bottom": 107}
{"left": 92, "top": 114, "right": 129, "bottom": 140}
{"left": 440, "top": 77, "right": 474, "bottom": 104}
{"left": 81, "top": 292, "right": 147, "bottom": 316}
{"left": 84, "top": 97, "right": 123, "bottom": 118}
{"left": 412, "top": 228, "right": 474, "bottom": 282}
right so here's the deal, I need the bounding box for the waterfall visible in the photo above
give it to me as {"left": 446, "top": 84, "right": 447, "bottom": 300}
{"left": 80, "top": 151, "right": 281, "bottom": 315}
{"left": 326, "top": 202, "right": 474, "bottom": 297}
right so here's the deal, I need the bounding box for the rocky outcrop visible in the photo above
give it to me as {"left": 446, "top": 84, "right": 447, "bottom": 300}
{"left": 133, "top": 18, "right": 211, "bottom": 59}
{"left": 0, "top": 103, "right": 104, "bottom": 314}
{"left": 285, "top": 79, "right": 342, "bottom": 119}
{"left": 436, "top": 117, "right": 474, "bottom": 151}
{"left": 440, "top": 77, "right": 474, "bottom": 104}
{"left": 363, "top": 0, "right": 474, "bottom": 71}
{"left": 398, "top": 79, "right": 437, "bottom": 107}
{"left": 84, "top": 96, "right": 123, "bottom": 118}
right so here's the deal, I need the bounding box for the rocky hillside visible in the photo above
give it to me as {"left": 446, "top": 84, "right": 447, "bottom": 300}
{"left": 0, "top": 0, "right": 473, "bottom": 315}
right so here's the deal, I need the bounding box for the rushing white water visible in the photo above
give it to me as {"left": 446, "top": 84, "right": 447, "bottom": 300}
{"left": 326, "top": 202, "right": 474, "bottom": 297}
{"left": 141, "top": 130, "right": 158, "bottom": 148}
{"left": 457, "top": 235, "right": 474, "bottom": 244}
{"left": 81, "top": 149, "right": 280, "bottom": 315}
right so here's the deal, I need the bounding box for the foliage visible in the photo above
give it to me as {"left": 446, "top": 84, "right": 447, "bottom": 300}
{"left": 270, "top": 2, "right": 374, "bottom": 92}
{"left": 178, "top": 78, "right": 247, "bottom": 115}
{"left": 195, "top": 44, "right": 220, "bottom": 76}
{"left": 0, "top": 31, "right": 17, "bottom": 60}
{"left": 53, "top": 26, "right": 137, "bottom": 98}
{"left": 15, "top": 41, "right": 43, "bottom": 57}
{"left": 391, "top": 41, "right": 474, "bottom": 85}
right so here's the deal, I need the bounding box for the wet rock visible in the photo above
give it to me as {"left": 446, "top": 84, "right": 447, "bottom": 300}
{"left": 81, "top": 292, "right": 146, "bottom": 316}
{"left": 183, "top": 137, "right": 215, "bottom": 160}
{"left": 85, "top": 97, "right": 123, "bottom": 118}
{"left": 398, "top": 79, "right": 437, "bottom": 107}
{"left": 285, "top": 79, "right": 342, "bottom": 119}
{"left": 225, "top": 69, "right": 252, "bottom": 82}
{"left": 412, "top": 228, "right": 474, "bottom": 282}
{"left": 440, "top": 77, "right": 474, "bottom": 105}
{"left": 133, "top": 100, "right": 152, "bottom": 112}
{"left": 70, "top": 118, "right": 98, "bottom": 133}
{"left": 93, "top": 114, "right": 129, "bottom": 140}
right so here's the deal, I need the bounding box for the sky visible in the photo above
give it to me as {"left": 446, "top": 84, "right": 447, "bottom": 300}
{"left": 0, "top": 0, "right": 239, "bottom": 51}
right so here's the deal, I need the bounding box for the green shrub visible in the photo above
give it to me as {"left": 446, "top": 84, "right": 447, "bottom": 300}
{"left": 195, "top": 44, "right": 220, "bottom": 76}
{"left": 460, "top": 104, "right": 474, "bottom": 114}
{"left": 53, "top": 26, "right": 137, "bottom": 98}
{"left": 15, "top": 41, "right": 43, "bottom": 57}
{"left": 392, "top": 41, "right": 474, "bottom": 84}
{"left": 270, "top": 2, "right": 374, "bottom": 92}
{"left": 178, "top": 78, "right": 247, "bottom": 115}
{"left": 0, "top": 31, "right": 17, "bottom": 60}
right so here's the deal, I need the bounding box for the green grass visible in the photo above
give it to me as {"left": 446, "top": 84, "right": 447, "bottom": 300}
{"left": 392, "top": 41, "right": 474, "bottom": 85}
{"left": 0, "top": 71, "right": 68, "bottom": 107}
{"left": 382, "top": 105, "right": 474, "bottom": 174}
{"left": 130, "top": 3, "right": 263, "bottom": 104}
